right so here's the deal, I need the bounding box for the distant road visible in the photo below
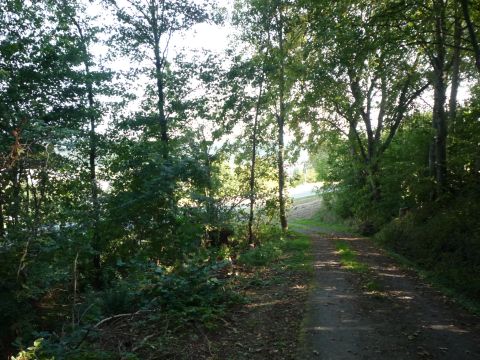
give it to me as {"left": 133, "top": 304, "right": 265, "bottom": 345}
{"left": 288, "top": 182, "right": 323, "bottom": 199}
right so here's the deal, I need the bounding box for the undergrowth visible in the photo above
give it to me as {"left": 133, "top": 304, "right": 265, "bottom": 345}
{"left": 237, "top": 228, "right": 313, "bottom": 273}
{"left": 375, "top": 196, "right": 480, "bottom": 311}
{"left": 11, "top": 226, "right": 313, "bottom": 359}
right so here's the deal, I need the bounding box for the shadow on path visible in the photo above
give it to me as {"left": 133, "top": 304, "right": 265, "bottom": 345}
{"left": 297, "top": 228, "right": 480, "bottom": 360}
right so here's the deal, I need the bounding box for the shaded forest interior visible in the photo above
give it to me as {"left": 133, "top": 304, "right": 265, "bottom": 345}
{"left": 1, "top": 0, "right": 479, "bottom": 358}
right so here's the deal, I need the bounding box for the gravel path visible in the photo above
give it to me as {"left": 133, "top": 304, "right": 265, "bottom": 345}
{"left": 297, "top": 229, "right": 480, "bottom": 360}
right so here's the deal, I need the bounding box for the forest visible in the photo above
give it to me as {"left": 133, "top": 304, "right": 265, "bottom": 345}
{"left": 1, "top": 0, "right": 479, "bottom": 359}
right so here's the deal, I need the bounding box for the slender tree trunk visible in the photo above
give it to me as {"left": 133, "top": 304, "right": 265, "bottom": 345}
{"left": 11, "top": 164, "right": 21, "bottom": 227}
{"left": 432, "top": 70, "right": 448, "bottom": 193}
{"left": 73, "top": 18, "right": 102, "bottom": 288}
{"left": 449, "top": 7, "right": 462, "bottom": 135}
{"left": 277, "top": 5, "right": 288, "bottom": 231}
{"left": 87, "top": 71, "right": 101, "bottom": 288}
{"left": 248, "top": 77, "right": 264, "bottom": 245}
{"left": 460, "top": 0, "right": 480, "bottom": 73}
{"left": 151, "top": 4, "right": 168, "bottom": 158}
{"left": 277, "top": 116, "right": 288, "bottom": 231}
{"left": 0, "top": 177, "right": 4, "bottom": 238}
{"left": 431, "top": 0, "right": 448, "bottom": 194}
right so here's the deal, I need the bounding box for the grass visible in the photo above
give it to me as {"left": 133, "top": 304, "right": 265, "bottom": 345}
{"left": 279, "top": 231, "right": 314, "bottom": 272}
{"left": 335, "top": 241, "right": 369, "bottom": 273}
{"left": 289, "top": 200, "right": 355, "bottom": 234}
{"left": 238, "top": 230, "right": 313, "bottom": 273}
{"left": 334, "top": 240, "right": 384, "bottom": 297}
{"left": 290, "top": 217, "right": 352, "bottom": 234}
{"left": 291, "top": 195, "right": 319, "bottom": 205}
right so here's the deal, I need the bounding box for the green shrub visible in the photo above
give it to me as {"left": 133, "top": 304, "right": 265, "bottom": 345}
{"left": 237, "top": 242, "right": 283, "bottom": 267}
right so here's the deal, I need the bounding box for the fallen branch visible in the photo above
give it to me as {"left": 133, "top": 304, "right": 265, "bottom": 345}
{"left": 132, "top": 333, "right": 158, "bottom": 352}
{"left": 94, "top": 309, "right": 154, "bottom": 328}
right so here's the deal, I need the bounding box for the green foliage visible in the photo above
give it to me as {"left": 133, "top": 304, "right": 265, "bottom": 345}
{"left": 2, "top": 0, "right": 479, "bottom": 356}
{"left": 376, "top": 197, "right": 480, "bottom": 299}
{"left": 238, "top": 226, "right": 312, "bottom": 272}
{"left": 238, "top": 242, "right": 283, "bottom": 266}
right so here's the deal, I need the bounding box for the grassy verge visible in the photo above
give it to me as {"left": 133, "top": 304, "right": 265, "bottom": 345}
{"left": 201, "top": 228, "right": 314, "bottom": 359}
{"left": 238, "top": 229, "right": 313, "bottom": 273}
{"left": 289, "top": 214, "right": 354, "bottom": 235}
{"left": 289, "top": 218, "right": 352, "bottom": 234}
{"left": 377, "top": 243, "right": 480, "bottom": 315}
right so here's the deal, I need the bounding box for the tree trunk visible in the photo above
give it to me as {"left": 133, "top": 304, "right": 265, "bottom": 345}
{"left": 460, "top": 0, "right": 480, "bottom": 73}
{"left": 73, "top": 17, "right": 102, "bottom": 288}
{"left": 248, "top": 78, "right": 264, "bottom": 245}
{"left": 0, "top": 181, "right": 4, "bottom": 238}
{"left": 367, "top": 161, "right": 381, "bottom": 202}
{"left": 277, "top": 115, "right": 288, "bottom": 231}
{"left": 151, "top": 4, "right": 168, "bottom": 159}
{"left": 11, "top": 164, "right": 21, "bottom": 227}
{"left": 431, "top": 0, "right": 448, "bottom": 194}
{"left": 277, "top": 5, "right": 288, "bottom": 232}
{"left": 449, "top": 6, "right": 462, "bottom": 135}
{"left": 87, "top": 71, "right": 101, "bottom": 288}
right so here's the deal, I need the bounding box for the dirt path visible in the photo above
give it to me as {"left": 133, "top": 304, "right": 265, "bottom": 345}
{"left": 297, "top": 229, "right": 480, "bottom": 360}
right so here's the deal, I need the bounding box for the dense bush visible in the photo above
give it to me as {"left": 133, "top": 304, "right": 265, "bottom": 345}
{"left": 8, "top": 253, "right": 243, "bottom": 359}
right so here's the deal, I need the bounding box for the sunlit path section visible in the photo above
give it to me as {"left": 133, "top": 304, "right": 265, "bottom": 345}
{"left": 296, "top": 228, "right": 480, "bottom": 360}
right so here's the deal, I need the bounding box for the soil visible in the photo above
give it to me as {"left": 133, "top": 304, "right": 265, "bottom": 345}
{"left": 95, "top": 264, "right": 310, "bottom": 359}
{"left": 297, "top": 227, "right": 480, "bottom": 360}
{"left": 204, "top": 266, "right": 310, "bottom": 360}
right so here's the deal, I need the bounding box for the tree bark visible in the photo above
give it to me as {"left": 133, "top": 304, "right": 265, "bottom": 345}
{"left": 277, "top": 4, "right": 288, "bottom": 232}
{"left": 431, "top": 0, "right": 448, "bottom": 194}
{"left": 460, "top": 0, "right": 480, "bottom": 73}
{"left": 73, "top": 18, "right": 102, "bottom": 288}
{"left": 151, "top": 1, "right": 168, "bottom": 158}
{"left": 11, "top": 164, "right": 21, "bottom": 227}
{"left": 0, "top": 181, "right": 4, "bottom": 238}
{"left": 277, "top": 115, "right": 288, "bottom": 231}
{"left": 248, "top": 77, "right": 264, "bottom": 245}
{"left": 87, "top": 69, "right": 101, "bottom": 288}
{"left": 449, "top": 6, "right": 462, "bottom": 134}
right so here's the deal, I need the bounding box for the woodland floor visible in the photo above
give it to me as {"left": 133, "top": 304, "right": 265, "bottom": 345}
{"left": 94, "top": 198, "right": 480, "bottom": 359}
{"left": 97, "top": 264, "right": 310, "bottom": 360}
{"left": 93, "top": 202, "right": 314, "bottom": 359}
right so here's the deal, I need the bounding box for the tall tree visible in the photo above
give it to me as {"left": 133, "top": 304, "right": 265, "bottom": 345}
{"left": 387, "top": 0, "right": 464, "bottom": 194}
{"left": 300, "top": 0, "right": 429, "bottom": 201}
{"left": 107, "top": 0, "right": 215, "bottom": 158}
{"left": 460, "top": 0, "right": 480, "bottom": 73}
{"left": 234, "top": 0, "right": 300, "bottom": 231}
{"left": 275, "top": 1, "right": 288, "bottom": 230}
{"left": 57, "top": 0, "right": 110, "bottom": 287}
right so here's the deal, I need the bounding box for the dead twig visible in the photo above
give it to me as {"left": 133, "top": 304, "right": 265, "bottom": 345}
{"left": 194, "top": 323, "right": 213, "bottom": 356}
{"left": 132, "top": 333, "right": 158, "bottom": 352}
{"left": 94, "top": 309, "right": 153, "bottom": 328}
